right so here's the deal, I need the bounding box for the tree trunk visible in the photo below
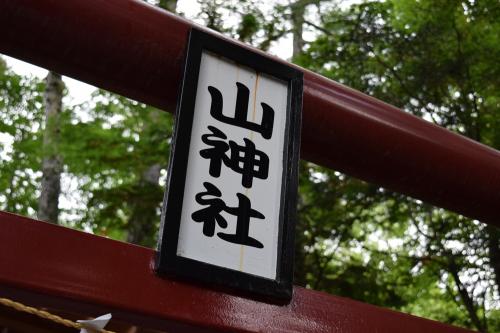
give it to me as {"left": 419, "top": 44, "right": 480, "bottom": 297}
{"left": 126, "top": 163, "right": 163, "bottom": 246}
{"left": 488, "top": 227, "right": 500, "bottom": 300}
{"left": 38, "top": 71, "right": 64, "bottom": 224}
{"left": 449, "top": 261, "right": 487, "bottom": 332}
{"left": 290, "top": 1, "right": 306, "bottom": 60}
{"left": 158, "top": 0, "right": 177, "bottom": 12}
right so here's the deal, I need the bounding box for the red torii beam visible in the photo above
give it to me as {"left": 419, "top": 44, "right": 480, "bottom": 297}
{"left": 0, "top": 211, "right": 474, "bottom": 333}
{"left": 1, "top": 0, "right": 499, "bottom": 226}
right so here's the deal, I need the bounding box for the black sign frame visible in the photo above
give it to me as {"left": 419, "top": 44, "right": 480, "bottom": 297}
{"left": 155, "top": 28, "right": 303, "bottom": 301}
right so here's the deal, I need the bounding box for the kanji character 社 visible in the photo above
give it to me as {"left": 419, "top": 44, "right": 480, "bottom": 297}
{"left": 191, "top": 182, "right": 265, "bottom": 248}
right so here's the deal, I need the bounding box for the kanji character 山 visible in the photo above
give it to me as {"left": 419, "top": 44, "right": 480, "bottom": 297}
{"left": 208, "top": 82, "right": 275, "bottom": 139}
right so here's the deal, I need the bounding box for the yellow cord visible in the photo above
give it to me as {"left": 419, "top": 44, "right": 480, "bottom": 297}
{"left": 0, "top": 297, "right": 117, "bottom": 333}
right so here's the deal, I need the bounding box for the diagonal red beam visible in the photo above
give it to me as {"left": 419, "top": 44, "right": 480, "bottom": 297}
{"left": 0, "top": 212, "right": 475, "bottom": 333}
{"left": 1, "top": 0, "right": 499, "bottom": 225}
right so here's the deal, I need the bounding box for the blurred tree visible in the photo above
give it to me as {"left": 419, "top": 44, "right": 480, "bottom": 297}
{"left": 66, "top": 0, "right": 179, "bottom": 246}
{"left": 60, "top": 91, "right": 173, "bottom": 246}
{"left": 296, "top": 0, "right": 500, "bottom": 331}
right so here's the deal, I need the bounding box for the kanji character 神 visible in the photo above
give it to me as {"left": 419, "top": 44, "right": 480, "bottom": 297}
{"left": 200, "top": 126, "right": 269, "bottom": 188}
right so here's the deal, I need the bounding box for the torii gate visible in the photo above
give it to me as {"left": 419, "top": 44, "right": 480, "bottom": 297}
{"left": 1, "top": 0, "right": 499, "bottom": 332}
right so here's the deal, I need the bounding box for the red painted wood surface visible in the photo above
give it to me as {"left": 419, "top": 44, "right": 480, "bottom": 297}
{"left": 0, "top": 0, "right": 499, "bottom": 226}
{"left": 0, "top": 212, "right": 475, "bottom": 332}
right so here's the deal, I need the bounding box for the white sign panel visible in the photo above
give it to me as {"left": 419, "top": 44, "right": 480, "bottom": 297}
{"left": 156, "top": 29, "right": 302, "bottom": 301}
{"left": 176, "top": 51, "right": 287, "bottom": 279}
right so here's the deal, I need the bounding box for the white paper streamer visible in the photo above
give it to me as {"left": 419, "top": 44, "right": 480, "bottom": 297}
{"left": 77, "top": 313, "right": 112, "bottom": 333}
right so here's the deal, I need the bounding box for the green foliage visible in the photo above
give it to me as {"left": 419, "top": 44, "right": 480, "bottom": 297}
{"left": 195, "top": 0, "right": 289, "bottom": 51}
{"left": 295, "top": 0, "right": 500, "bottom": 331}
{"left": 61, "top": 91, "right": 174, "bottom": 245}
{"left": 0, "top": 61, "right": 44, "bottom": 217}
{"left": 0, "top": 59, "right": 174, "bottom": 246}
